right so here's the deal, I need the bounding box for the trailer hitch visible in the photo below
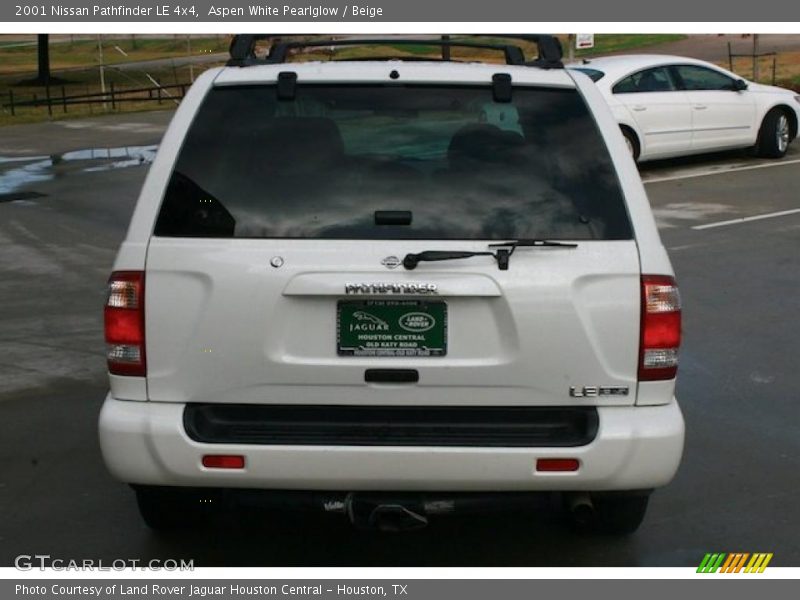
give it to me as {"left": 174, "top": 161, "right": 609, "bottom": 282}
{"left": 345, "top": 494, "right": 429, "bottom": 532}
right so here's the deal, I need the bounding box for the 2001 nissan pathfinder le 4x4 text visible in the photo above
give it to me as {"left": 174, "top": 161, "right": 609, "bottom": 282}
{"left": 99, "top": 35, "right": 684, "bottom": 535}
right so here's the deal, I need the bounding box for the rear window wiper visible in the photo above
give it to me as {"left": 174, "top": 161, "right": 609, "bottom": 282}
{"left": 403, "top": 250, "right": 495, "bottom": 270}
{"left": 403, "top": 239, "right": 577, "bottom": 271}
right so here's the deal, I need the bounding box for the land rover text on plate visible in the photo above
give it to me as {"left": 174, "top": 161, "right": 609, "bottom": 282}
{"left": 99, "top": 35, "right": 684, "bottom": 534}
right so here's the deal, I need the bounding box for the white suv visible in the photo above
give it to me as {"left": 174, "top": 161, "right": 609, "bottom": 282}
{"left": 99, "top": 35, "right": 684, "bottom": 535}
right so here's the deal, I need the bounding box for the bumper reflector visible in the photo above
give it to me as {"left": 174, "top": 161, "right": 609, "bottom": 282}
{"left": 202, "top": 455, "right": 245, "bottom": 469}
{"left": 536, "top": 458, "right": 580, "bottom": 472}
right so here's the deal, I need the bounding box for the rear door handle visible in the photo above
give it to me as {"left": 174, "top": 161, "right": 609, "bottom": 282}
{"left": 694, "top": 104, "right": 708, "bottom": 110}
{"left": 631, "top": 105, "right": 647, "bottom": 112}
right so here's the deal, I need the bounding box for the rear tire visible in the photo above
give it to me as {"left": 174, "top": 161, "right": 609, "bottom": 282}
{"left": 755, "top": 109, "right": 792, "bottom": 158}
{"left": 621, "top": 127, "right": 640, "bottom": 162}
{"left": 134, "top": 486, "right": 215, "bottom": 531}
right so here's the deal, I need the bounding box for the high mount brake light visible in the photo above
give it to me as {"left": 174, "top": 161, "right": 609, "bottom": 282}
{"left": 639, "top": 275, "right": 681, "bottom": 381}
{"left": 104, "top": 271, "right": 146, "bottom": 377}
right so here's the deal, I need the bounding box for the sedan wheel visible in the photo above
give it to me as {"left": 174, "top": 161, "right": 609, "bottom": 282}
{"left": 755, "top": 109, "right": 792, "bottom": 158}
{"left": 776, "top": 114, "right": 790, "bottom": 154}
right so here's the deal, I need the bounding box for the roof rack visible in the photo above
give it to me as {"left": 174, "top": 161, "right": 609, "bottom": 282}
{"left": 227, "top": 35, "right": 564, "bottom": 69}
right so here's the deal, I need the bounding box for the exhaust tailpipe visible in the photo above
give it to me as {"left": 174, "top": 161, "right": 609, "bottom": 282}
{"left": 567, "top": 493, "right": 595, "bottom": 526}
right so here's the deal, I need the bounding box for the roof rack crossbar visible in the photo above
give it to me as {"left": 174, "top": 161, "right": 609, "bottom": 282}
{"left": 268, "top": 39, "right": 527, "bottom": 67}
{"left": 227, "top": 35, "right": 564, "bottom": 69}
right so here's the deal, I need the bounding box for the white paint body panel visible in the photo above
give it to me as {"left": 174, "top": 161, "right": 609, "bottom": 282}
{"left": 614, "top": 90, "right": 693, "bottom": 158}
{"left": 686, "top": 89, "right": 756, "bottom": 150}
{"left": 144, "top": 239, "right": 641, "bottom": 407}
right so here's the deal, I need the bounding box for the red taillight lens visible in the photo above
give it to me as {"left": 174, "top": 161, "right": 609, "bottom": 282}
{"left": 639, "top": 275, "right": 681, "bottom": 381}
{"left": 104, "top": 271, "right": 146, "bottom": 377}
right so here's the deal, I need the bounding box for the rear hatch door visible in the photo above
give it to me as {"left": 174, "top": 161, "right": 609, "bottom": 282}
{"left": 144, "top": 70, "right": 640, "bottom": 407}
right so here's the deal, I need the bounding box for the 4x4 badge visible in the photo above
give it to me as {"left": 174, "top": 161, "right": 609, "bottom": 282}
{"left": 381, "top": 256, "right": 401, "bottom": 269}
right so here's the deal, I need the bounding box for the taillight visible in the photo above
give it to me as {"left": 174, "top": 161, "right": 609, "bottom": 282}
{"left": 639, "top": 275, "right": 681, "bottom": 381}
{"left": 104, "top": 271, "right": 146, "bottom": 377}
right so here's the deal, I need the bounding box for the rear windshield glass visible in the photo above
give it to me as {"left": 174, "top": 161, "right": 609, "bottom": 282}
{"left": 155, "top": 84, "right": 631, "bottom": 240}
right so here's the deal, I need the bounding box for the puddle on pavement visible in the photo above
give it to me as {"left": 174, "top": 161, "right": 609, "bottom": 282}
{"left": 0, "top": 145, "right": 158, "bottom": 198}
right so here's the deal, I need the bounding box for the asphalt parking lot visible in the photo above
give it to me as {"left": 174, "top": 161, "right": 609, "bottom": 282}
{"left": 1, "top": 110, "right": 799, "bottom": 567}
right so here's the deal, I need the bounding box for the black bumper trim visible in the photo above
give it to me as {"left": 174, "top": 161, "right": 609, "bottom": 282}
{"left": 183, "top": 404, "right": 599, "bottom": 448}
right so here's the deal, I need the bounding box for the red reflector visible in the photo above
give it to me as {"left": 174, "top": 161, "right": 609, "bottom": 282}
{"left": 202, "top": 455, "right": 245, "bottom": 469}
{"left": 104, "top": 271, "right": 146, "bottom": 377}
{"left": 536, "top": 458, "right": 580, "bottom": 472}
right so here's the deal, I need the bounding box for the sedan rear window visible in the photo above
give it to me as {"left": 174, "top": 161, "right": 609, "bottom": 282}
{"left": 613, "top": 67, "right": 676, "bottom": 94}
{"left": 155, "top": 84, "right": 632, "bottom": 240}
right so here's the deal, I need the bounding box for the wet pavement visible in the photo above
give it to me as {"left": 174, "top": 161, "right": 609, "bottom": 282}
{"left": 0, "top": 109, "right": 173, "bottom": 157}
{"left": 0, "top": 146, "right": 157, "bottom": 200}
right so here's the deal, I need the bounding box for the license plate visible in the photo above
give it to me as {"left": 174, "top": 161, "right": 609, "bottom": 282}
{"left": 337, "top": 300, "right": 447, "bottom": 357}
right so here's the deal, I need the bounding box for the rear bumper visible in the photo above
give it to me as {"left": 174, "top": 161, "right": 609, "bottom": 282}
{"left": 98, "top": 394, "right": 684, "bottom": 492}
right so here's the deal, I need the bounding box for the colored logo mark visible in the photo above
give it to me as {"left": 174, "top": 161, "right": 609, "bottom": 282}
{"left": 697, "top": 553, "right": 773, "bottom": 573}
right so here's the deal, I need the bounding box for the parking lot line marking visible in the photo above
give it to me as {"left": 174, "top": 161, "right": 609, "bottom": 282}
{"left": 692, "top": 208, "right": 800, "bottom": 230}
{"left": 643, "top": 158, "right": 800, "bottom": 184}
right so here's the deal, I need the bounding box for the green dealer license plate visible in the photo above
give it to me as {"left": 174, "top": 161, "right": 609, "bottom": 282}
{"left": 337, "top": 300, "right": 447, "bottom": 357}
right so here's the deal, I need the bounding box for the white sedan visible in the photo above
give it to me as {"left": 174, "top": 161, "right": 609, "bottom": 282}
{"left": 569, "top": 54, "right": 800, "bottom": 162}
